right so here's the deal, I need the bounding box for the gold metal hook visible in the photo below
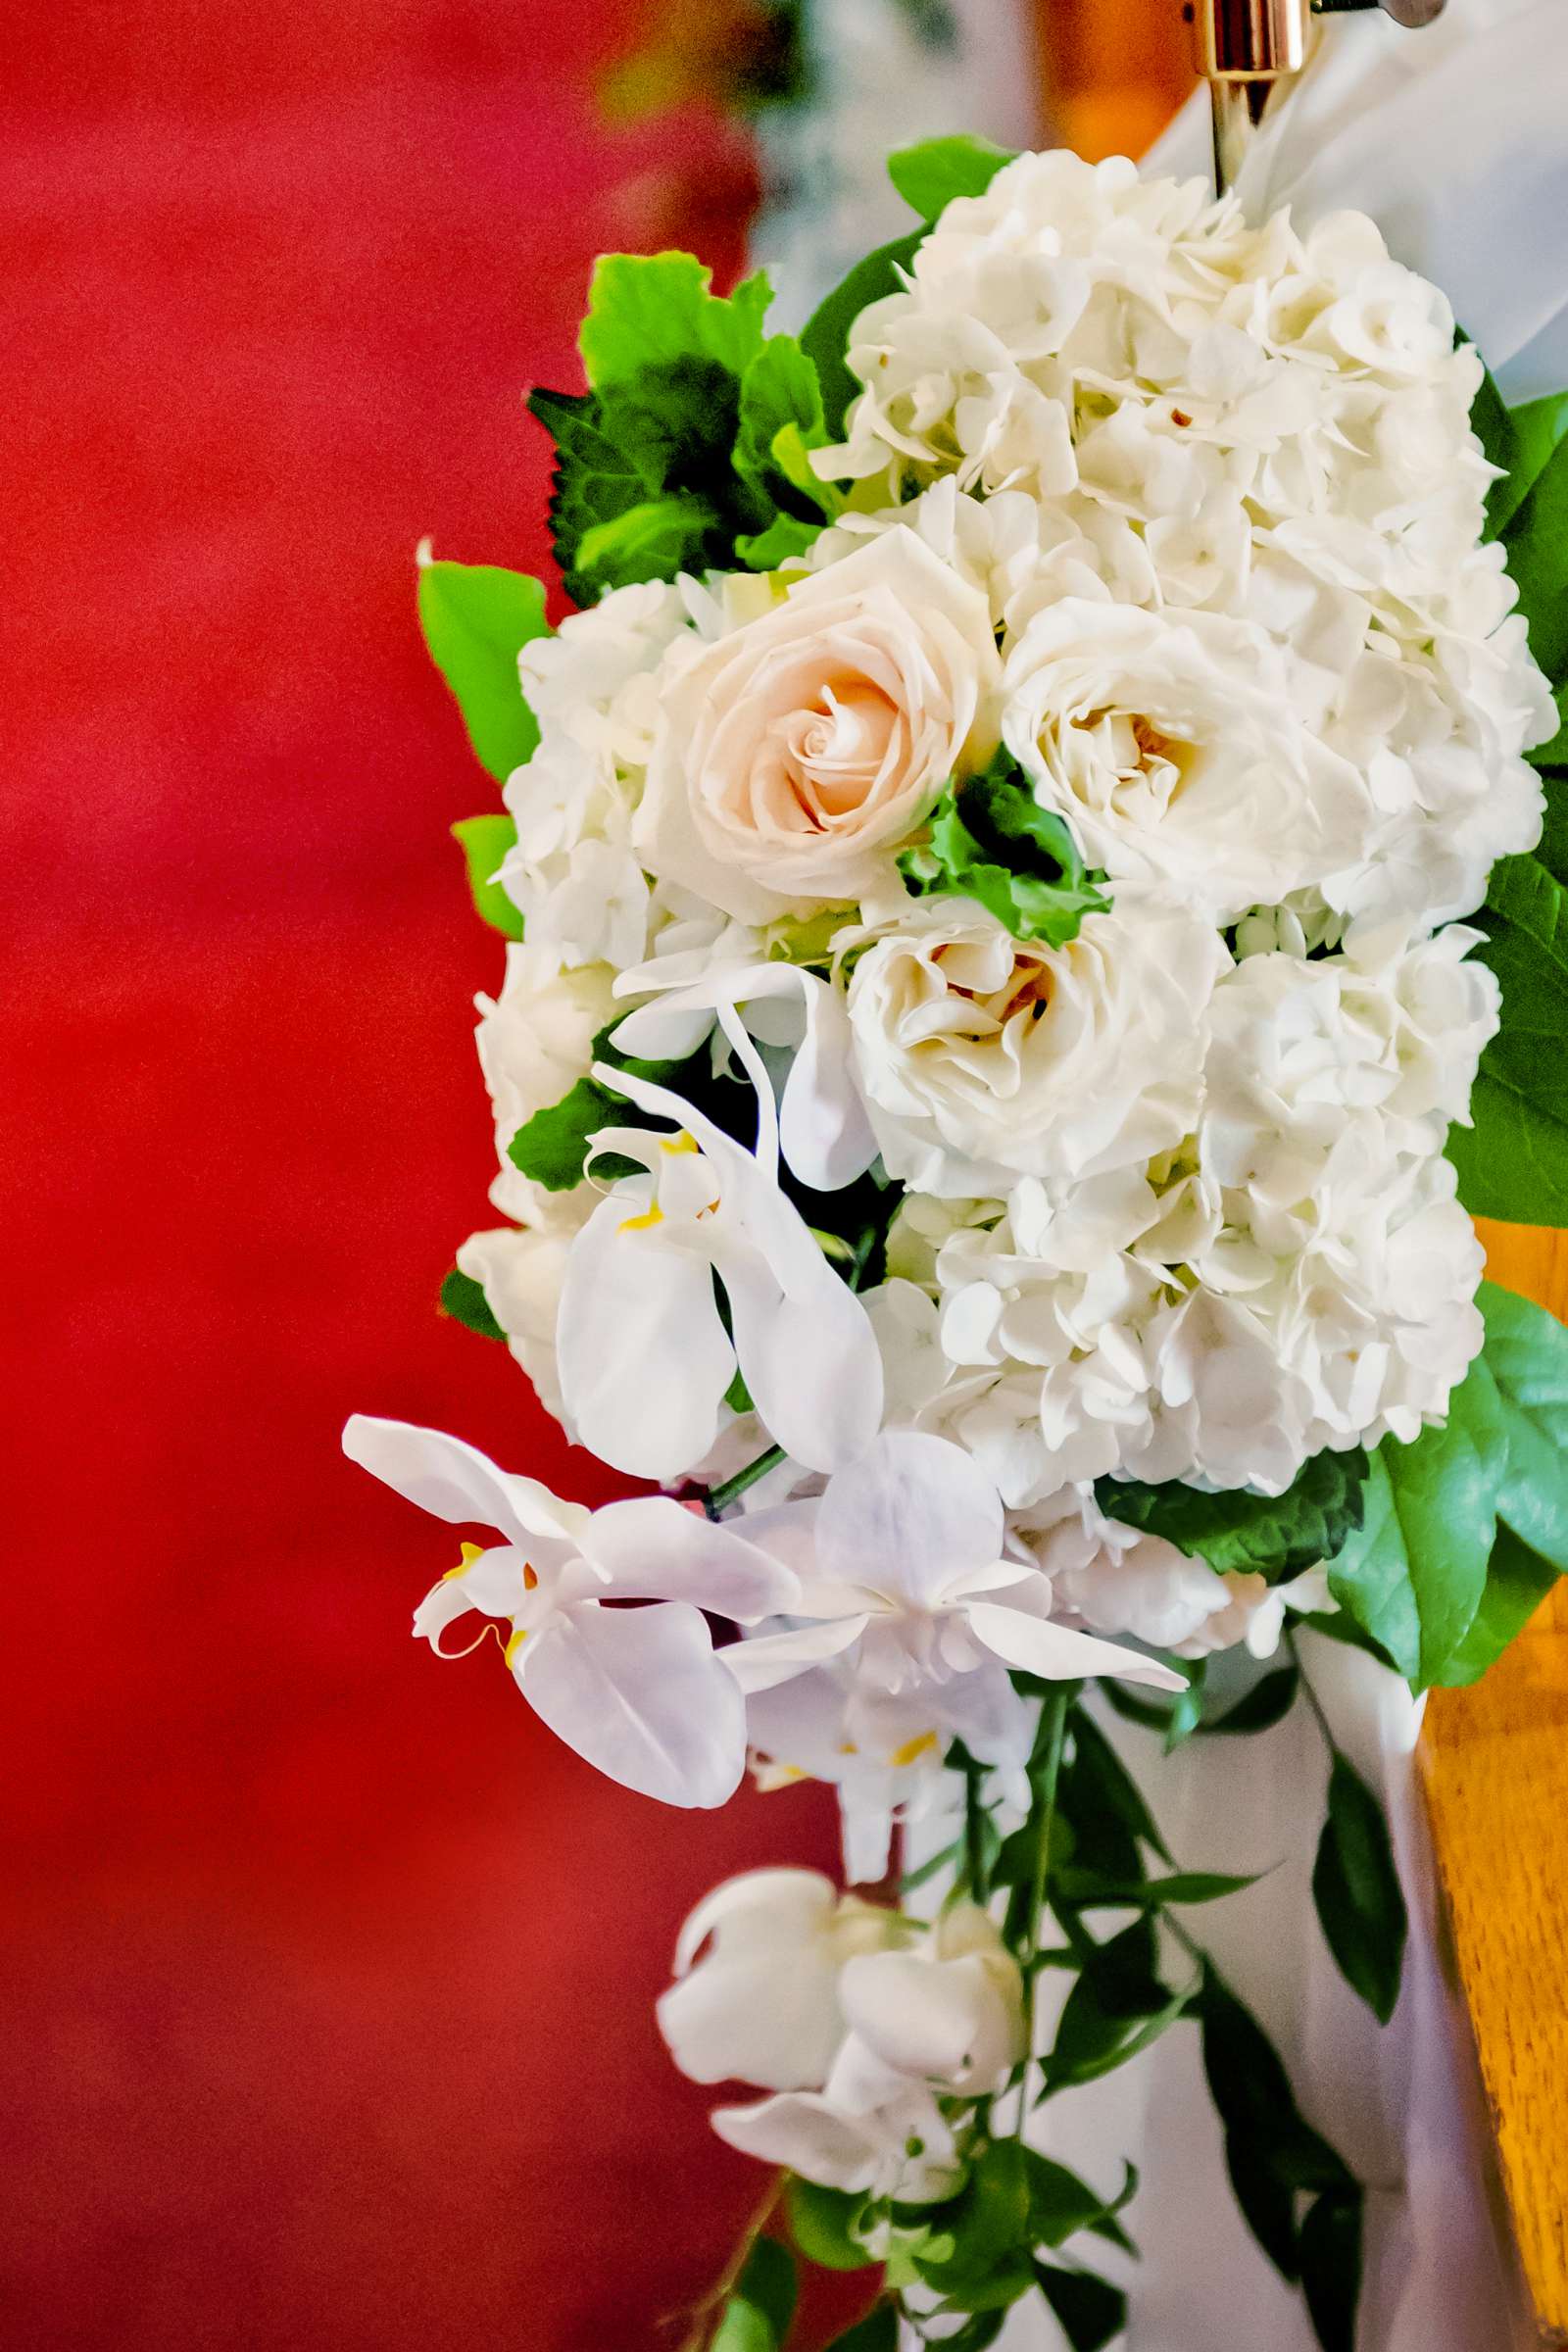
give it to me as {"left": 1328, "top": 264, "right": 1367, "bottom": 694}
{"left": 1190, "top": 0, "right": 1448, "bottom": 197}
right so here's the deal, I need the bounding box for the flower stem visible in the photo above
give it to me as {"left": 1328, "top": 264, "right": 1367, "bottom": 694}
{"left": 674, "top": 2172, "right": 785, "bottom": 2351}
{"left": 704, "top": 1445, "right": 786, "bottom": 1519}
{"left": 962, "top": 1750, "right": 991, "bottom": 1905}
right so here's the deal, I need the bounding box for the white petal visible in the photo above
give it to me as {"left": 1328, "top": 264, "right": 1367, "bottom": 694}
{"left": 557, "top": 1195, "right": 734, "bottom": 1480}
{"left": 517, "top": 1600, "right": 746, "bottom": 1807}
{"left": 721, "top": 1616, "right": 869, "bottom": 1693}
{"left": 710, "top": 2093, "right": 882, "bottom": 2194}
{"left": 584, "top": 1496, "right": 800, "bottom": 1621}
{"left": 840, "top": 1952, "right": 1025, "bottom": 2092}
{"left": 814, "top": 1431, "right": 1004, "bottom": 1603}
{"left": 658, "top": 1945, "right": 846, "bottom": 2091}
{"left": 672, "top": 1868, "right": 839, "bottom": 1977}
{"left": 342, "top": 1415, "right": 587, "bottom": 1555}
{"left": 773, "top": 971, "right": 878, "bottom": 1193}
{"left": 965, "top": 1600, "right": 1186, "bottom": 1690}
{"left": 721, "top": 1254, "right": 884, "bottom": 1475}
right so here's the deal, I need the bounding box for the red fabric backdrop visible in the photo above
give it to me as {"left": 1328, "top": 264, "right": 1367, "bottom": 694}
{"left": 1, "top": 7, "right": 866, "bottom": 2343}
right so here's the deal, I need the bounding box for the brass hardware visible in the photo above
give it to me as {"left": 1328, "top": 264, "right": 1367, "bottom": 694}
{"left": 1190, "top": 0, "right": 1447, "bottom": 195}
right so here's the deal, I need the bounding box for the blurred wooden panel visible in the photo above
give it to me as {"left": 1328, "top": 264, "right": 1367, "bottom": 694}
{"left": 1031, "top": 0, "right": 1195, "bottom": 158}
{"left": 1426, "top": 1220, "right": 1568, "bottom": 2347}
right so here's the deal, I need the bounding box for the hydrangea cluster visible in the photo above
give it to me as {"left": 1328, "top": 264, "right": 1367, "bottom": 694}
{"left": 441, "top": 153, "right": 1548, "bottom": 1748}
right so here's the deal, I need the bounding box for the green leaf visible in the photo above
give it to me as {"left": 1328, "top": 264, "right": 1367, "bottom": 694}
{"left": 1525, "top": 683, "right": 1568, "bottom": 771}
{"left": 1469, "top": 358, "right": 1515, "bottom": 534}
{"left": 887, "top": 133, "right": 1016, "bottom": 220}
{"left": 1045, "top": 1920, "right": 1194, "bottom": 2093}
{"left": 417, "top": 561, "right": 548, "bottom": 783}
{"left": 1327, "top": 1358, "right": 1508, "bottom": 1690}
{"left": 1502, "top": 427, "right": 1568, "bottom": 680}
{"left": 1064, "top": 1706, "right": 1173, "bottom": 1866}
{"left": 1480, "top": 1278, "right": 1568, "bottom": 1571}
{"left": 1449, "top": 855, "right": 1568, "bottom": 1224}
{"left": 437, "top": 1266, "right": 505, "bottom": 1343}
{"left": 785, "top": 2179, "right": 876, "bottom": 2273}
{"left": 1198, "top": 1964, "right": 1354, "bottom": 2216}
{"left": 451, "top": 813, "right": 524, "bottom": 939}
{"left": 711, "top": 2237, "right": 797, "bottom": 2352}
{"left": 574, "top": 491, "right": 719, "bottom": 586}
{"left": 801, "top": 228, "right": 926, "bottom": 440}
{"left": 1437, "top": 1522, "right": 1560, "bottom": 1686}
{"left": 1032, "top": 2261, "right": 1128, "bottom": 2352}
{"left": 1102, "top": 1683, "right": 1179, "bottom": 1734}
{"left": 508, "top": 1076, "right": 619, "bottom": 1194}
{"left": 822, "top": 2303, "right": 897, "bottom": 2352}
{"left": 1312, "top": 1754, "right": 1408, "bottom": 2023}
{"left": 1023, "top": 2151, "right": 1138, "bottom": 2254}
{"left": 1298, "top": 2188, "right": 1364, "bottom": 2352}
{"left": 1098, "top": 1446, "right": 1368, "bottom": 1585}
{"left": 899, "top": 758, "right": 1111, "bottom": 948}
{"left": 1056, "top": 1868, "right": 1260, "bottom": 1910}
{"left": 579, "top": 253, "right": 770, "bottom": 390}
{"left": 736, "top": 512, "right": 824, "bottom": 570}
{"left": 1163, "top": 1657, "right": 1207, "bottom": 1752}
{"left": 733, "top": 335, "right": 832, "bottom": 521}
{"left": 1200, "top": 1664, "right": 1300, "bottom": 1736}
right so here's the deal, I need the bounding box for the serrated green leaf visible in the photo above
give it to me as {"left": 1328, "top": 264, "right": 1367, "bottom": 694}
{"left": 579, "top": 253, "right": 770, "bottom": 390}
{"left": 1312, "top": 1754, "right": 1407, "bottom": 2023}
{"left": 1327, "top": 1359, "right": 1508, "bottom": 1690}
{"left": 733, "top": 335, "right": 832, "bottom": 522}
{"left": 451, "top": 813, "right": 524, "bottom": 938}
{"left": 1502, "top": 427, "right": 1568, "bottom": 680}
{"left": 785, "top": 2179, "right": 876, "bottom": 2273}
{"left": 737, "top": 513, "right": 823, "bottom": 570}
{"left": 417, "top": 561, "right": 548, "bottom": 782}
{"left": 887, "top": 133, "right": 1016, "bottom": 220}
{"left": 1298, "top": 2188, "right": 1364, "bottom": 2352}
{"left": 437, "top": 1266, "right": 505, "bottom": 1343}
{"left": 1449, "top": 854, "right": 1568, "bottom": 1224}
{"left": 801, "top": 227, "right": 926, "bottom": 440}
{"left": 1032, "top": 2261, "right": 1128, "bottom": 2352}
{"left": 1200, "top": 1664, "right": 1300, "bottom": 1736}
{"left": 899, "top": 758, "right": 1111, "bottom": 948}
{"left": 1098, "top": 1446, "right": 1368, "bottom": 1584}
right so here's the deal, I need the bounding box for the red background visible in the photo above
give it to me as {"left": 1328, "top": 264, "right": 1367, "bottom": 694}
{"left": 1, "top": 6, "right": 866, "bottom": 2343}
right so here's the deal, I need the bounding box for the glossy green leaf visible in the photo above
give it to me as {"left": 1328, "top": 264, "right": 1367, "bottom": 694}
{"left": 1437, "top": 1523, "right": 1560, "bottom": 1686}
{"left": 785, "top": 2179, "right": 876, "bottom": 2273}
{"left": 1163, "top": 1658, "right": 1207, "bottom": 1752}
{"left": 801, "top": 228, "right": 925, "bottom": 438}
{"left": 823, "top": 2302, "right": 897, "bottom": 2352}
{"left": 1480, "top": 1278, "right": 1568, "bottom": 1572}
{"left": 1200, "top": 1664, "right": 1299, "bottom": 1736}
{"left": 1023, "top": 2151, "right": 1138, "bottom": 2254}
{"left": 1045, "top": 1920, "right": 1193, "bottom": 2093}
{"left": 1056, "top": 1868, "right": 1260, "bottom": 1911}
{"left": 1032, "top": 2261, "right": 1128, "bottom": 2352}
{"left": 1327, "top": 1358, "right": 1508, "bottom": 1690}
{"left": 1312, "top": 1754, "right": 1407, "bottom": 2023}
{"left": 1065, "top": 1706, "right": 1173, "bottom": 1865}
{"left": 887, "top": 133, "right": 1016, "bottom": 220}
{"left": 437, "top": 1266, "right": 505, "bottom": 1343}
{"left": 1198, "top": 1964, "right": 1354, "bottom": 2204}
{"left": 1449, "top": 855, "right": 1568, "bottom": 1225}
{"left": 1502, "top": 423, "right": 1568, "bottom": 677}
{"left": 508, "top": 1076, "right": 618, "bottom": 1193}
{"left": 711, "top": 2237, "right": 796, "bottom": 2352}
{"left": 417, "top": 561, "right": 548, "bottom": 782}
{"left": 1298, "top": 2187, "right": 1364, "bottom": 2352}
{"left": 899, "top": 759, "right": 1110, "bottom": 948}
{"left": 1099, "top": 1446, "right": 1368, "bottom": 1584}
{"left": 451, "top": 813, "right": 524, "bottom": 938}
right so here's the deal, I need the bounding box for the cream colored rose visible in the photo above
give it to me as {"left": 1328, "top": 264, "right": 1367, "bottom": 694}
{"left": 634, "top": 530, "right": 1002, "bottom": 922}
{"left": 1000, "top": 601, "right": 1373, "bottom": 925}
{"left": 846, "top": 897, "right": 1227, "bottom": 1199}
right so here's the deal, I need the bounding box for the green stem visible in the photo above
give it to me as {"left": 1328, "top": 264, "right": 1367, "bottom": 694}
{"left": 704, "top": 1445, "right": 786, "bottom": 1519}
{"left": 1288, "top": 1629, "right": 1340, "bottom": 1759}
{"left": 962, "top": 1753, "right": 991, "bottom": 1905}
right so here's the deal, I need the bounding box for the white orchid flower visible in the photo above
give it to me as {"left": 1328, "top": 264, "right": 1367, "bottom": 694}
{"left": 341, "top": 1416, "right": 797, "bottom": 1809}
{"left": 610, "top": 957, "right": 878, "bottom": 1194}
{"left": 708, "top": 1903, "right": 1025, "bottom": 2204}
{"left": 557, "top": 1061, "right": 884, "bottom": 1482}
{"left": 726, "top": 1431, "right": 1188, "bottom": 1705}
{"left": 657, "top": 1868, "right": 906, "bottom": 2092}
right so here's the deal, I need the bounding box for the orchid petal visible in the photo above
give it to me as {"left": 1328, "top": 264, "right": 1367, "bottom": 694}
{"left": 342, "top": 1415, "right": 588, "bottom": 1556}
{"left": 839, "top": 1951, "right": 1026, "bottom": 2090}
{"left": 584, "top": 1496, "right": 800, "bottom": 1621}
{"left": 557, "top": 1194, "right": 734, "bottom": 1481}
{"left": 720, "top": 1252, "right": 884, "bottom": 1474}
{"left": 964, "top": 1600, "right": 1186, "bottom": 1690}
{"left": 721, "top": 1615, "right": 870, "bottom": 1693}
{"left": 517, "top": 1599, "right": 747, "bottom": 1808}
{"left": 671, "top": 1868, "right": 839, "bottom": 1977}
{"left": 710, "top": 2093, "right": 884, "bottom": 2193}
{"left": 812, "top": 1431, "right": 1003, "bottom": 1602}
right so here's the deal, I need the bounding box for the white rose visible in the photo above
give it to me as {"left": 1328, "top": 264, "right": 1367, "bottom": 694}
{"left": 1001, "top": 600, "right": 1373, "bottom": 924}
{"left": 475, "top": 943, "right": 616, "bottom": 1228}
{"left": 634, "top": 530, "right": 1002, "bottom": 922}
{"left": 846, "top": 896, "right": 1226, "bottom": 1198}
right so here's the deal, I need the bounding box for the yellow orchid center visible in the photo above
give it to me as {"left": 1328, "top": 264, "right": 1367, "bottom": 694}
{"left": 441, "top": 1541, "right": 486, "bottom": 1583}
{"left": 503, "top": 1627, "right": 528, "bottom": 1670}
{"left": 890, "top": 1731, "right": 940, "bottom": 1769}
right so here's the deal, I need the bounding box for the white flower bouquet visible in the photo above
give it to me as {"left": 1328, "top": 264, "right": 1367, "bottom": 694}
{"left": 347, "top": 135, "right": 1568, "bottom": 2352}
